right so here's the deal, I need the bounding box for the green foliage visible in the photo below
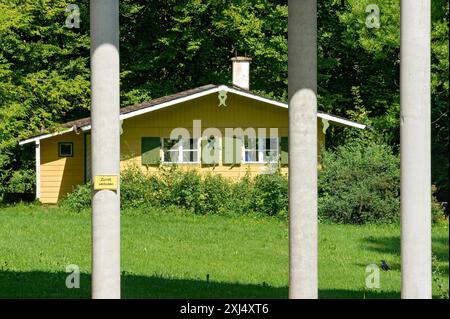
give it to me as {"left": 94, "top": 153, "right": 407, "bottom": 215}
{"left": 119, "top": 0, "right": 288, "bottom": 104}
{"left": 62, "top": 139, "right": 445, "bottom": 224}
{"left": 59, "top": 182, "right": 91, "bottom": 212}
{"left": 430, "top": 1, "right": 450, "bottom": 198}
{"left": 318, "top": 138, "right": 400, "bottom": 224}
{"left": 199, "top": 174, "right": 232, "bottom": 215}
{"left": 319, "top": 0, "right": 448, "bottom": 200}
{"left": 0, "top": 0, "right": 90, "bottom": 196}
{"left": 1, "top": 0, "right": 448, "bottom": 204}
{"left": 61, "top": 166, "right": 289, "bottom": 218}
{"left": 1, "top": 168, "right": 35, "bottom": 194}
{"left": 160, "top": 168, "right": 203, "bottom": 212}
{"left": 120, "top": 166, "right": 161, "bottom": 208}
{"left": 432, "top": 253, "right": 450, "bottom": 299}
{"left": 252, "top": 173, "right": 288, "bottom": 218}
{"left": 432, "top": 185, "right": 447, "bottom": 223}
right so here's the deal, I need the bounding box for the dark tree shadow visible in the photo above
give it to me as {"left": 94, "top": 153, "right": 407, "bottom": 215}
{"left": 0, "top": 271, "right": 287, "bottom": 299}
{"left": 2, "top": 233, "right": 447, "bottom": 299}
{"left": 318, "top": 289, "right": 400, "bottom": 299}
{"left": 362, "top": 235, "right": 400, "bottom": 256}
{"left": 361, "top": 235, "right": 449, "bottom": 275}
{"left": 0, "top": 270, "right": 405, "bottom": 299}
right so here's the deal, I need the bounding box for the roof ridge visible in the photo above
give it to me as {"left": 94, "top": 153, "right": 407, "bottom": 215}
{"left": 61, "top": 84, "right": 218, "bottom": 129}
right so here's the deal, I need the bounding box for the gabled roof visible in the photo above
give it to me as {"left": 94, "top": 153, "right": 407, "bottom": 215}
{"left": 19, "top": 84, "right": 367, "bottom": 145}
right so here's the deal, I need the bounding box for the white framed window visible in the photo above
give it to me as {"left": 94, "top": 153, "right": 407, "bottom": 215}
{"left": 244, "top": 137, "right": 278, "bottom": 163}
{"left": 162, "top": 137, "right": 200, "bottom": 163}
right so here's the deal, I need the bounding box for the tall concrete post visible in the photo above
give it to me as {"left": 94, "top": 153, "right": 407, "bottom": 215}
{"left": 288, "top": 0, "right": 318, "bottom": 299}
{"left": 90, "top": 0, "right": 121, "bottom": 299}
{"left": 400, "top": 0, "right": 432, "bottom": 299}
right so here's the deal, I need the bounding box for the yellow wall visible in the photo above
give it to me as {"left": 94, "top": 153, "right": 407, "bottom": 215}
{"left": 39, "top": 92, "right": 326, "bottom": 203}
{"left": 120, "top": 93, "right": 325, "bottom": 177}
{"left": 40, "top": 132, "right": 85, "bottom": 204}
{"left": 121, "top": 93, "right": 287, "bottom": 178}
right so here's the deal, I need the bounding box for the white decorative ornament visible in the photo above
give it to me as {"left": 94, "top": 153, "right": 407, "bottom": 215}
{"left": 322, "top": 118, "right": 329, "bottom": 134}
{"left": 218, "top": 90, "right": 228, "bottom": 107}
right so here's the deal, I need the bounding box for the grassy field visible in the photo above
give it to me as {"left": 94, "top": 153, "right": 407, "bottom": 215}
{"left": 0, "top": 204, "right": 448, "bottom": 299}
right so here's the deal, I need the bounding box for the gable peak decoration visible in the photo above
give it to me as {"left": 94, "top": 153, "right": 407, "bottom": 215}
{"left": 218, "top": 90, "right": 227, "bottom": 107}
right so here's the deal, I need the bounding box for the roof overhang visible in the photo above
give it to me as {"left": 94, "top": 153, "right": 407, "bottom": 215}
{"left": 19, "top": 85, "right": 367, "bottom": 145}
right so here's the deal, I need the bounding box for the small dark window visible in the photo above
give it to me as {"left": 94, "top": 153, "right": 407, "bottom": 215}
{"left": 59, "top": 142, "right": 73, "bottom": 157}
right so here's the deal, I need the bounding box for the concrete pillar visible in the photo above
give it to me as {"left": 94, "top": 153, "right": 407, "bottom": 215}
{"left": 90, "top": 0, "right": 121, "bottom": 299}
{"left": 400, "top": 0, "right": 432, "bottom": 299}
{"left": 288, "top": 0, "right": 318, "bottom": 299}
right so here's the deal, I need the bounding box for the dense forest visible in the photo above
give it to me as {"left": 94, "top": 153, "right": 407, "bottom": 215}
{"left": 0, "top": 0, "right": 448, "bottom": 201}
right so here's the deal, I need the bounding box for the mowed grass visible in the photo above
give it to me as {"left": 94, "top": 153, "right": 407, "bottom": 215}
{"left": 0, "top": 204, "right": 448, "bottom": 299}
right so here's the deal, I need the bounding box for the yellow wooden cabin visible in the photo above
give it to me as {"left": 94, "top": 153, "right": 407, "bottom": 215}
{"left": 19, "top": 59, "right": 366, "bottom": 204}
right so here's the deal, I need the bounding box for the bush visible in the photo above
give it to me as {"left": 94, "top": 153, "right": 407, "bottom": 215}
{"left": 252, "top": 172, "right": 288, "bottom": 217}
{"left": 3, "top": 169, "right": 35, "bottom": 194}
{"left": 121, "top": 166, "right": 161, "bottom": 209}
{"left": 432, "top": 185, "right": 446, "bottom": 223}
{"left": 318, "top": 138, "right": 400, "bottom": 224}
{"left": 63, "top": 139, "right": 435, "bottom": 225}
{"left": 1, "top": 168, "right": 36, "bottom": 204}
{"left": 229, "top": 174, "right": 254, "bottom": 216}
{"left": 159, "top": 167, "right": 202, "bottom": 212}
{"left": 198, "top": 174, "right": 232, "bottom": 215}
{"left": 61, "top": 166, "right": 289, "bottom": 218}
{"left": 60, "top": 182, "right": 91, "bottom": 211}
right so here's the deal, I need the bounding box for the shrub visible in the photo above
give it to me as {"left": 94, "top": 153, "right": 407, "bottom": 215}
{"left": 121, "top": 166, "right": 161, "bottom": 209}
{"left": 318, "top": 138, "right": 400, "bottom": 224}
{"left": 252, "top": 172, "right": 288, "bottom": 217}
{"left": 199, "top": 174, "right": 232, "bottom": 215}
{"left": 431, "top": 185, "right": 446, "bottom": 223}
{"left": 229, "top": 174, "right": 254, "bottom": 216}
{"left": 159, "top": 168, "right": 202, "bottom": 212}
{"left": 62, "top": 140, "right": 430, "bottom": 225}
{"left": 61, "top": 166, "right": 288, "bottom": 218}
{"left": 60, "top": 182, "right": 91, "bottom": 211}
{"left": 3, "top": 169, "right": 35, "bottom": 194}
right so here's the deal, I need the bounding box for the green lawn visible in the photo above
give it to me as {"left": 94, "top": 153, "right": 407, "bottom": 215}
{"left": 0, "top": 204, "right": 448, "bottom": 299}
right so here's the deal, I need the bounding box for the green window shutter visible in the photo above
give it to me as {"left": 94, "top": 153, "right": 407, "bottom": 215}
{"left": 141, "top": 137, "right": 161, "bottom": 165}
{"left": 280, "top": 137, "right": 289, "bottom": 164}
{"left": 201, "top": 137, "right": 219, "bottom": 164}
{"left": 234, "top": 137, "right": 242, "bottom": 164}
{"left": 222, "top": 136, "right": 242, "bottom": 164}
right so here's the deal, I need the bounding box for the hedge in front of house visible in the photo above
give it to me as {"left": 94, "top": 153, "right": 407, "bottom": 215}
{"left": 60, "top": 165, "right": 289, "bottom": 217}
{"left": 61, "top": 139, "right": 444, "bottom": 223}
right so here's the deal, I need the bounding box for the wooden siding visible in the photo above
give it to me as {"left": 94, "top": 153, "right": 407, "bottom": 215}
{"left": 119, "top": 93, "right": 325, "bottom": 178}
{"left": 119, "top": 93, "right": 283, "bottom": 177}
{"left": 40, "top": 132, "right": 85, "bottom": 204}
{"left": 39, "top": 92, "right": 326, "bottom": 203}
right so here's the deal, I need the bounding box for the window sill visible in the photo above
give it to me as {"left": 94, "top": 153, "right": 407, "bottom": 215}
{"left": 161, "top": 162, "right": 201, "bottom": 165}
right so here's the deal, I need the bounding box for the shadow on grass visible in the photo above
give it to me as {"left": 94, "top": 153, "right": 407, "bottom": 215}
{"left": 361, "top": 235, "right": 449, "bottom": 275}
{"left": 362, "top": 235, "right": 400, "bottom": 256}
{"left": 318, "top": 289, "right": 399, "bottom": 299}
{"left": 0, "top": 270, "right": 287, "bottom": 299}
{"left": 0, "top": 270, "right": 402, "bottom": 299}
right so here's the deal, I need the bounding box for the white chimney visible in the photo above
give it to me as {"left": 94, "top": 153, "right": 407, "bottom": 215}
{"left": 231, "top": 57, "right": 252, "bottom": 90}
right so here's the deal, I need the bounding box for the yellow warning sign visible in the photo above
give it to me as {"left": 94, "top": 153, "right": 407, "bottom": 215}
{"left": 93, "top": 175, "right": 118, "bottom": 191}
